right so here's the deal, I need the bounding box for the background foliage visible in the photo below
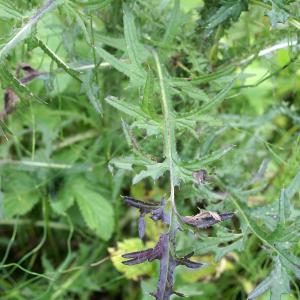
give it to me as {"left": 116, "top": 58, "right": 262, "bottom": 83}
{"left": 0, "top": 0, "right": 300, "bottom": 299}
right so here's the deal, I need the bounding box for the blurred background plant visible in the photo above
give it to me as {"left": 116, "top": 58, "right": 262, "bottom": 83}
{"left": 0, "top": 0, "right": 300, "bottom": 299}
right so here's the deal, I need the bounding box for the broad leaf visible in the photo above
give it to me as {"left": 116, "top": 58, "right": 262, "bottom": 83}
{"left": 73, "top": 178, "right": 114, "bottom": 240}
{"left": 3, "top": 173, "right": 40, "bottom": 217}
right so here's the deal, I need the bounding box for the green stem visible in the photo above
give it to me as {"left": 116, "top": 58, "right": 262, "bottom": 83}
{"left": 153, "top": 51, "right": 178, "bottom": 212}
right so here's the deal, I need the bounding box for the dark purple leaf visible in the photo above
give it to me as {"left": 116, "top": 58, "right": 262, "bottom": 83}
{"left": 123, "top": 196, "right": 169, "bottom": 238}
{"left": 122, "top": 234, "right": 166, "bottom": 265}
{"left": 176, "top": 252, "right": 204, "bottom": 269}
{"left": 182, "top": 211, "right": 234, "bottom": 228}
{"left": 123, "top": 196, "right": 162, "bottom": 211}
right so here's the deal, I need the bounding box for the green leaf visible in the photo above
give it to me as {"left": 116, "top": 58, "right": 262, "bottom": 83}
{"left": 286, "top": 170, "right": 300, "bottom": 200}
{"left": 227, "top": 187, "right": 300, "bottom": 282}
{"left": 96, "top": 46, "right": 145, "bottom": 86}
{"left": 172, "top": 82, "right": 209, "bottom": 102}
{"left": 267, "top": 2, "right": 289, "bottom": 27}
{"left": 73, "top": 178, "right": 114, "bottom": 240}
{"left": 141, "top": 71, "right": 157, "bottom": 119}
{"left": 51, "top": 178, "right": 75, "bottom": 215}
{"left": 171, "top": 65, "right": 236, "bottom": 85}
{"left": 278, "top": 188, "right": 289, "bottom": 226}
{"left": 180, "top": 80, "right": 235, "bottom": 119}
{"left": 106, "top": 96, "right": 150, "bottom": 120}
{"left": 248, "top": 257, "right": 290, "bottom": 300}
{"left": 33, "top": 36, "right": 82, "bottom": 82}
{"left": 194, "top": 232, "right": 243, "bottom": 261}
{"left": 95, "top": 34, "right": 126, "bottom": 51}
{"left": 206, "top": 0, "right": 248, "bottom": 29}
{"left": 163, "top": 0, "right": 182, "bottom": 44}
{"left": 0, "top": 1, "right": 22, "bottom": 19}
{"left": 3, "top": 173, "right": 40, "bottom": 217}
{"left": 105, "top": 96, "right": 160, "bottom": 134}
{"left": 80, "top": 70, "right": 102, "bottom": 114}
{"left": 123, "top": 4, "right": 147, "bottom": 73}
{"left": 0, "top": 0, "right": 60, "bottom": 60}
{"left": 133, "top": 162, "right": 168, "bottom": 184}
{"left": 180, "top": 145, "right": 235, "bottom": 171}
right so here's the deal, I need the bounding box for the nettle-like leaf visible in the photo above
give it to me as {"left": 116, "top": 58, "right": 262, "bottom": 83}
{"left": 53, "top": 176, "right": 114, "bottom": 240}
{"left": 3, "top": 172, "right": 41, "bottom": 218}
{"left": 74, "top": 181, "right": 114, "bottom": 241}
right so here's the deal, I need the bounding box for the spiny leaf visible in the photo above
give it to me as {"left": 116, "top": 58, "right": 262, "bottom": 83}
{"left": 248, "top": 257, "right": 290, "bottom": 300}
{"left": 96, "top": 46, "right": 145, "bottom": 86}
{"left": 123, "top": 4, "right": 147, "bottom": 73}
{"left": 133, "top": 162, "right": 168, "bottom": 185}
{"left": 205, "top": 0, "right": 248, "bottom": 29}
{"left": 0, "top": 0, "right": 60, "bottom": 60}
{"left": 228, "top": 188, "right": 300, "bottom": 279}
{"left": 121, "top": 119, "right": 158, "bottom": 161}
{"left": 106, "top": 96, "right": 151, "bottom": 120}
{"left": 180, "top": 80, "right": 236, "bottom": 119}
{"left": 180, "top": 145, "right": 235, "bottom": 171}
{"left": 163, "top": 0, "right": 182, "bottom": 44}
{"left": 278, "top": 188, "right": 289, "bottom": 226}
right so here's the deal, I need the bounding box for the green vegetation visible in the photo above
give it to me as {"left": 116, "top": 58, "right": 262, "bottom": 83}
{"left": 0, "top": 0, "right": 300, "bottom": 299}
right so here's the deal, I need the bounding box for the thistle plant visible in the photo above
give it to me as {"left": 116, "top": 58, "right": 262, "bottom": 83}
{"left": 108, "top": 47, "right": 236, "bottom": 298}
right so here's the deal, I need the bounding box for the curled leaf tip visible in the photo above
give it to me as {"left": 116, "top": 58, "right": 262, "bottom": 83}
{"left": 182, "top": 211, "right": 234, "bottom": 228}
